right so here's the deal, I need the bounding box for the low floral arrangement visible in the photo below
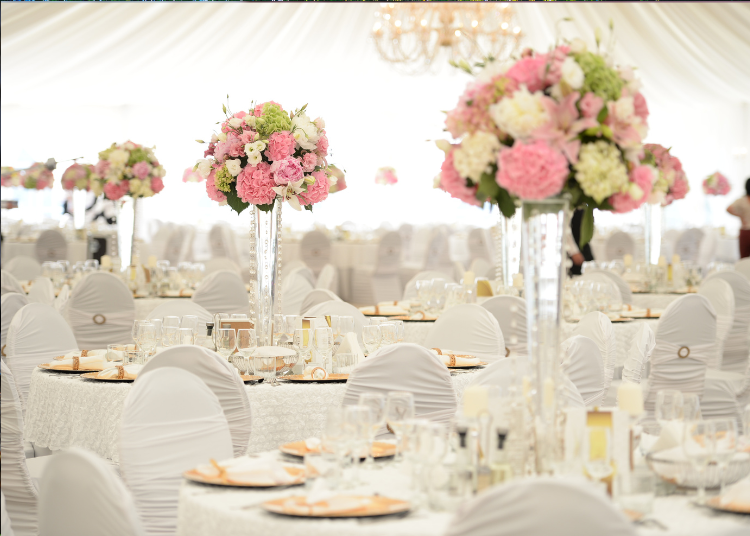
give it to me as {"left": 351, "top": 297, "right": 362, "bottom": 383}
{"left": 702, "top": 171, "right": 730, "bottom": 197}
{"left": 61, "top": 163, "right": 97, "bottom": 191}
{"left": 642, "top": 144, "right": 689, "bottom": 206}
{"left": 94, "top": 141, "right": 166, "bottom": 201}
{"left": 436, "top": 31, "right": 652, "bottom": 244}
{"left": 1, "top": 167, "right": 21, "bottom": 188}
{"left": 375, "top": 167, "right": 398, "bottom": 186}
{"left": 20, "top": 163, "right": 54, "bottom": 190}
{"left": 182, "top": 167, "right": 205, "bottom": 183}
{"left": 195, "top": 99, "right": 340, "bottom": 214}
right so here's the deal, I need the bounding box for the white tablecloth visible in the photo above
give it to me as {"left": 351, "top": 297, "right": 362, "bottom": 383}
{"left": 630, "top": 294, "right": 683, "bottom": 310}
{"left": 2, "top": 239, "right": 88, "bottom": 264}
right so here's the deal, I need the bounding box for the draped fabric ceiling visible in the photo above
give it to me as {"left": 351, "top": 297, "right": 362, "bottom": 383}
{"left": 2, "top": 2, "right": 749, "bottom": 232}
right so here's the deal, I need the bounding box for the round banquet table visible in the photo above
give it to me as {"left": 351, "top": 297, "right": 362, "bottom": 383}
{"left": 630, "top": 293, "right": 683, "bottom": 310}
{"left": 24, "top": 366, "right": 478, "bottom": 463}
{"left": 175, "top": 453, "right": 750, "bottom": 536}
{"left": 1, "top": 239, "right": 88, "bottom": 264}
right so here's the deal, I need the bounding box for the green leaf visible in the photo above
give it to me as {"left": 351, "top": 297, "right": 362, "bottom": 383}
{"left": 477, "top": 171, "right": 500, "bottom": 201}
{"left": 222, "top": 104, "right": 227, "bottom": 114}
{"left": 580, "top": 205, "right": 595, "bottom": 247}
{"left": 496, "top": 187, "right": 517, "bottom": 219}
{"left": 225, "top": 187, "right": 249, "bottom": 215}
{"left": 304, "top": 204, "right": 313, "bottom": 213}
{"left": 256, "top": 203, "right": 274, "bottom": 213}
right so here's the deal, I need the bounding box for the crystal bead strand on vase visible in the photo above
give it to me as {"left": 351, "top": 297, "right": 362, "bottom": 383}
{"left": 248, "top": 209, "right": 257, "bottom": 335}
{"left": 254, "top": 200, "right": 282, "bottom": 347}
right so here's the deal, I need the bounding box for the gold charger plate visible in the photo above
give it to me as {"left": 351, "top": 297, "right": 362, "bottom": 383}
{"left": 447, "top": 361, "right": 488, "bottom": 369}
{"left": 241, "top": 375, "right": 263, "bottom": 383}
{"left": 706, "top": 496, "right": 750, "bottom": 515}
{"left": 38, "top": 363, "right": 103, "bottom": 373}
{"left": 361, "top": 312, "right": 404, "bottom": 317}
{"left": 80, "top": 372, "right": 135, "bottom": 382}
{"left": 391, "top": 315, "right": 437, "bottom": 322}
{"left": 279, "top": 440, "right": 396, "bottom": 459}
{"left": 262, "top": 495, "right": 410, "bottom": 518}
{"left": 610, "top": 318, "right": 634, "bottom": 323}
{"left": 183, "top": 465, "right": 305, "bottom": 488}
{"left": 281, "top": 374, "right": 349, "bottom": 383}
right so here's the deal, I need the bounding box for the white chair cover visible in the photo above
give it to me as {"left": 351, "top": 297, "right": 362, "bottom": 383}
{"left": 1, "top": 491, "right": 14, "bottom": 536}
{"left": 467, "top": 228, "right": 491, "bottom": 262}
{"left": 342, "top": 343, "right": 457, "bottom": 431}
{"left": 698, "top": 277, "right": 735, "bottom": 369}
{"left": 281, "top": 272, "right": 314, "bottom": 315}
{"left": 423, "top": 304, "right": 504, "bottom": 363}
{"left": 177, "top": 226, "right": 195, "bottom": 264}
{"left": 6, "top": 303, "right": 78, "bottom": 410}
{"left": 673, "top": 228, "right": 705, "bottom": 263}
{"left": 300, "top": 289, "right": 341, "bottom": 315}
{"left": 163, "top": 227, "right": 186, "bottom": 266}
{"left": 1, "top": 361, "right": 38, "bottom": 536}
{"left": 604, "top": 231, "right": 636, "bottom": 261}
{"left": 281, "top": 260, "right": 307, "bottom": 281}
{"left": 299, "top": 230, "right": 331, "bottom": 277}
{"left": 304, "top": 300, "right": 368, "bottom": 348}
{"left": 659, "top": 229, "right": 681, "bottom": 260}
{"left": 696, "top": 229, "right": 719, "bottom": 271}
{"left": 470, "top": 357, "right": 585, "bottom": 408}
{"left": 469, "top": 258, "right": 493, "bottom": 279}
{"left": 192, "top": 269, "right": 249, "bottom": 315}
{"left": 119, "top": 367, "right": 233, "bottom": 535}
{"left": 53, "top": 284, "right": 70, "bottom": 313}
{"left": 34, "top": 230, "right": 67, "bottom": 263}
{"left": 644, "top": 295, "right": 717, "bottom": 419}
{"left": 66, "top": 272, "right": 135, "bottom": 348}
{"left": 480, "top": 296, "right": 527, "bottom": 358}
{"left": 704, "top": 271, "right": 750, "bottom": 375}
{"left": 561, "top": 335, "right": 605, "bottom": 406}
{"left": 286, "top": 265, "right": 316, "bottom": 287}
{"left": 402, "top": 270, "right": 455, "bottom": 300}
{"left": 736, "top": 257, "right": 750, "bottom": 281}
{"left": 27, "top": 276, "right": 55, "bottom": 306}
{"left": 3, "top": 256, "right": 41, "bottom": 281}
{"left": 139, "top": 345, "right": 251, "bottom": 457}
{"left": 571, "top": 312, "right": 616, "bottom": 395}
{"left": 1, "top": 270, "right": 25, "bottom": 296}
{"left": 445, "top": 478, "right": 635, "bottom": 536}
{"left": 351, "top": 232, "right": 403, "bottom": 304}
{"left": 424, "top": 230, "right": 454, "bottom": 275}
{"left": 315, "top": 263, "right": 339, "bottom": 294}
{"left": 702, "top": 368, "right": 744, "bottom": 426}
{"left": 39, "top": 448, "right": 145, "bottom": 536}
{"left": 587, "top": 269, "right": 633, "bottom": 305}
{"left": 208, "top": 224, "right": 240, "bottom": 266}
{"left": 1, "top": 293, "right": 29, "bottom": 356}
{"left": 621, "top": 323, "right": 656, "bottom": 384}
{"left": 203, "top": 257, "right": 241, "bottom": 276}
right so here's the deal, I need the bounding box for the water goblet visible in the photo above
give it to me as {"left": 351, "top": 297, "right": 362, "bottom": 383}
{"left": 162, "top": 326, "right": 179, "bottom": 347}
{"left": 362, "top": 325, "right": 382, "bottom": 356}
{"left": 236, "top": 328, "right": 257, "bottom": 358}
{"left": 385, "top": 391, "right": 415, "bottom": 464}
{"left": 683, "top": 420, "right": 714, "bottom": 505}
{"left": 380, "top": 323, "right": 397, "bottom": 346}
{"left": 177, "top": 327, "right": 195, "bottom": 345}
{"left": 215, "top": 328, "right": 236, "bottom": 359}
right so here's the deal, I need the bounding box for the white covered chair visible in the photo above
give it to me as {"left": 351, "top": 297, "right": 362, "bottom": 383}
{"left": 424, "top": 304, "right": 504, "bottom": 363}
{"left": 736, "top": 257, "right": 750, "bottom": 282}
{"left": 467, "top": 228, "right": 492, "bottom": 263}
{"left": 704, "top": 271, "right": 750, "bottom": 375}
{"left": 424, "top": 229, "right": 454, "bottom": 276}
{"left": 586, "top": 269, "right": 633, "bottom": 305}
{"left": 342, "top": 343, "right": 457, "bottom": 431}
{"left": 571, "top": 312, "right": 616, "bottom": 396}
{"left": 659, "top": 229, "right": 681, "bottom": 260}
{"left": 5, "top": 303, "right": 78, "bottom": 409}
{"left": 480, "top": 296, "right": 527, "bottom": 358}
{"left": 299, "top": 230, "right": 331, "bottom": 277}
{"left": 54, "top": 284, "right": 70, "bottom": 313}
{"left": 561, "top": 335, "right": 606, "bottom": 407}
{"left": 1, "top": 491, "right": 14, "bottom": 536}
{"left": 304, "top": 300, "right": 367, "bottom": 348}
{"left": 281, "top": 260, "right": 307, "bottom": 281}
{"left": 402, "top": 270, "right": 454, "bottom": 300}
{"left": 192, "top": 269, "right": 249, "bottom": 315}
{"left": 66, "top": 272, "right": 135, "bottom": 348}
{"left": 281, "top": 271, "right": 315, "bottom": 315}
{"left": 445, "top": 478, "right": 635, "bottom": 536}
{"left": 1, "top": 293, "right": 29, "bottom": 356}
{"left": 203, "top": 257, "right": 241, "bottom": 276}
{"left": 673, "top": 228, "right": 705, "bottom": 263}
{"left": 119, "top": 367, "right": 233, "bottom": 535}
{"left": 286, "top": 265, "right": 316, "bottom": 288}
{"left": 469, "top": 257, "right": 493, "bottom": 279}
{"left": 3, "top": 256, "right": 41, "bottom": 281}
{"left": 300, "top": 289, "right": 341, "bottom": 315}
{"left": 698, "top": 277, "right": 735, "bottom": 369}
{"left": 580, "top": 272, "right": 624, "bottom": 306}
{"left": 351, "top": 231, "right": 403, "bottom": 305}
{"left": 208, "top": 224, "right": 240, "bottom": 266}
{"left": 27, "top": 276, "right": 55, "bottom": 306}
{"left": 1, "top": 270, "right": 25, "bottom": 296}
{"left": 316, "top": 263, "right": 339, "bottom": 295}
{"left": 604, "top": 231, "right": 635, "bottom": 261}
{"left": 39, "top": 448, "right": 145, "bottom": 536}
{"left": 146, "top": 301, "right": 213, "bottom": 323}
{"left": 621, "top": 323, "right": 656, "bottom": 384}
{"left": 139, "top": 345, "right": 251, "bottom": 457}
{"left": 34, "top": 230, "right": 67, "bottom": 263}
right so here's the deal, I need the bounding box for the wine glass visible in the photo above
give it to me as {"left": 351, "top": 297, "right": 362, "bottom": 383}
{"left": 137, "top": 323, "right": 158, "bottom": 357}
{"left": 385, "top": 391, "right": 415, "bottom": 464}
{"left": 215, "top": 328, "right": 236, "bottom": 359}
{"left": 683, "top": 420, "right": 714, "bottom": 505}
{"left": 236, "top": 328, "right": 257, "bottom": 359}
{"left": 163, "top": 316, "right": 180, "bottom": 329}
{"left": 711, "top": 418, "right": 738, "bottom": 497}
{"left": 131, "top": 320, "right": 150, "bottom": 350}
{"left": 273, "top": 314, "right": 285, "bottom": 345}
{"left": 415, "top": 280, "right": 431, "bottom": 308}
{"left": 339, "top": 316, "right": 355, "bottom": 338}
{"left": 655, "top": 389, "right": 684, "bottom": 430}
{"left": 177, "top": 327, "right": 194, "bottom": 345}
{"left": 430, "top": 278, "right": 448, "bottom": 313}
{"left": 293, "top": 328, "right": 313, "bottom": 365}
{"left": 148, "top": 318, "right": 163, "bottom": 346}
{"left": 392, "top": 320, "right": 405, "bottom": 343}
{"left": 162, "top": 326, "right": 179, "bottom": 347}
{"left": 362, "top": 325, "right": 382, "bottom": 356}
{"left": 584, "top": 426, "right": 614, "bottom": 484}
{"left": 329, "top": 315, "right": 341, "bottom": 339}
{"left": 358, "top": 392, "right": 386, "bottom": 469}
{"left": 343, "top": 405, "right": 374, "bottom": 485}
{"left": 180, "top": 315, "right": 199, "bottom": 331}
{"left": 682, "top": 394, "right": 702, "bottom": 421}
{"left": 314, "top": 327, "right": 334, "bottom": 369}
{"left": 380, "top": 323, "right": 397, "bottom": 346}
{"left": 285, "top": 315, "right": 301, "bottom": 341}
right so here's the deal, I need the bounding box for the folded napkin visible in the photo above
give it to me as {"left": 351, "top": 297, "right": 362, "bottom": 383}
{"left": 408, "top": 311, "right": 437, "bottom": 321}
{"left": 47, "top": 351, "right": 107, "bottom": 371}
{"left": 96, "top": 364, "right": 142, "bottom": 380}
{"left": 620, "top": 307, "right": 663, "bottom": 318}
{"left": 377, "top": 300, "right": 413, "bottom": 310}
{"left": 336, "top": 332, "right": 365, "bottom": 364}
{"left": 195, "top": 456, "right": 296, "bottom": 486}
{"left": 162, "top": 289, "right": 193, "bottom": 297}
{"left": 429, "top": 348, "right": 479, "bottom": 366}
{"left": 55, "top": 349, "right": 107, "bottom": 361}
{"left": 304, "top": 437, "right": 322, "bottom": 451}
{"left": 303, "top": 365, "right": 328, "bottom": 380}
{"left": 649, "top": 421, "right": 685, "bottom": 453}
{"left": 359, "top": 304, "right": 407, "bottom": 316}
{"left": 720, "top": 475, "right": 750, "bottom": 508}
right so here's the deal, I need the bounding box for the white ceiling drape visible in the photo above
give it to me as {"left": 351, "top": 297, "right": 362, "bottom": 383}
{"left": 2, "top": 3, "right": 749, "bottom": 232}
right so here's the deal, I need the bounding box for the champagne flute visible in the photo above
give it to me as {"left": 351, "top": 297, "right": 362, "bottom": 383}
{"left": 314, "top": 327, "right": 334, "bottom": 371}
{"left": 358, "top": 392, "right": 386, "bottom": 469}
{"left": 236, "top": 328, "right": 257, "bottom": 375}
{"left": 385, "top": 391, "right": 415, "bottom": 464}
{"left": 584, "top": 427, "right": 614, "bottom": 485}
{"left": 392, "top": 320, "right": 405, "bottom": 343}
{"left": 362, "top": 325, "right": 382, "bottom": 356}
{"left": 380, "top": 323, "right": 397, "bottom": 346}
{"left": 215, "top": 328, "right": 236, "bottom": 360}
{"left": 177, "top": 327, "right": 195, "bottom": 345}
{"left": 711, "top": 418, "right": 738, "bottom": 497}
{"left": 293, "top": 328, "right": 313, "bottom": 365}
{"left": 683, "top": 420, "right": 714, "bottom": 505}
{"left": 162, "top": 325, "right": 179, "bottom": 347}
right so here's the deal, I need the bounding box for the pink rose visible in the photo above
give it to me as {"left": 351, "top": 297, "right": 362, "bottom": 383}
{"left": 213, "top": 132, "right": 244, "bottom": 163}
{"left": 496, "top": 140, "right": 569, "bottom": 200}
{"left": 94, "top": 160, "right": 111, "bottom": 177}
{"left": 254, "top": 101, "right": 283, "bottom": 117}
{"left": 439, "top": 150, "right": 481, "bottom": 206}
{"left": 240, "top": 131, "right": 257, "bottom": 145}
{"left": 265, "top": 131, "right": 296, "bottom": 162}
{"left": 609, "top": 165, "right": 653, "bottom": 213}
{"left": 505, "top": 55, "right": 547, "bottom": 92}
{"left": 150, "top": 177, "right": 164, "bottom": 194}
{"left": 131, "top": 161, "right": 150, "bottom": 180}
{"left": 301, "top": 152, "right": 318, "bottom": 172}
{"left": 579, "top": 92, "right": 604, "bottom": 119}
{"left": 671, "top": 177, "right": 689, "bottom": 201}
{"left": 633, "top": 92, "right": 649, "bottom": 122}
{"left": 206, "top": 170, "right": 227, "bottom": 203}
{"left": 316, "top": 132, "right": 329, "bottom": 156}
{"left": 301, "top": 171, "right": 330, "bottom": 205}
{"left": 103, "top": 181, "right": 129, "bottom": 201}
{"left": 236, "top": 162, "right": 276, "bottom": 205}
{"left": 270, "top": 157, "right": 303, "bottom": 185}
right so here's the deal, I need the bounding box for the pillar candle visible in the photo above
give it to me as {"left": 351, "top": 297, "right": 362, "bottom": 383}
{"left": 147, "top": 255, "right": 157, "bottom": 268}
{"left": 463, "top": 271, "right": 475, "bottom": 286}
{"left": 617, "top": 382, "right": 644, "bottom": 417}
{"left": 100, "top": 255, "right": 112, "bottom": 268}
{"left": 623, "top": 254, "right": 633, "bottom": 267}
{"left": 657, "top": 255, "right": 667, "bottom": 267}
{"left": 463, "top": 385, "right": 489, "bottom": 418}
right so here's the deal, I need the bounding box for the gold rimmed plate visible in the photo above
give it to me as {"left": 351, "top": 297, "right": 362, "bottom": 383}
{"left": 706, "top": 496, "right": 750, "bottom": 515}
{"left": 80, "top": 372, "right": 136, "bottom": 382}
{"left": 279, "top": 440, "right": 396, "bottom": 459}
{"left": 280, "top": 374, "right": 349, "bottom": 383}
{"left": 391, "top": 315, "right": 437, "bottom": 322}
{"left": 262, "top": 495, "right": 410, "bottom": 518}
{"left": 184, "top": 465, "right": 305, "bottom": 488}
{"left": 446, "top": 361, "right": 488, "bottom": 369}
{"left": 38, "top": 364, "right": 103, "bottom": 373}
{"left": 241, "top": 375, "right": 263, "bottom": 383}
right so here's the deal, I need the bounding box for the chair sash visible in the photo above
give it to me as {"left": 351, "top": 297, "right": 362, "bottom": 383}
{"left": 67, "top": 306, "right": 134, "bottom": 348}
{"left": 646, "top": 341, "right": 714, "bottom": 405}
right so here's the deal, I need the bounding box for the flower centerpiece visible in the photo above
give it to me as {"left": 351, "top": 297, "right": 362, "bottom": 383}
{"left": 1, "top": 167, "right": 22, "bottom": 188}
{"left": 61, "top": 163, "right": 97, "bottom": 191}
{"left": 375, "top": 167, "right": 399, "bottom": 186}
{"left": 195, "top": 99, "right": 340, "bottom": 347}
{"left": 19, "top": 163, "right": 55, "bottom": 190}
{"left": 94, "top": 141, "right": 165, "bottom": 201}
{"left": 182, "top": 167, "right": 205, "bottom": 183}
{"left": 642, "top": 144, "right": 689, "bottom": 206}
{"left": 702, "top": 171, "right": 730, "bottom": 196}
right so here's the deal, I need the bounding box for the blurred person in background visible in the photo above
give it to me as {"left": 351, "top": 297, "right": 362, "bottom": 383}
{"left": 727, "top": 178, "right": 750, "bottom": 258}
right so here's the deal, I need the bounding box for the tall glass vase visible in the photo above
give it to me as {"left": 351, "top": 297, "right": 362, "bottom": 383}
{"left": 251, "top": 200, "right": 283, "bottom": 347}
{"left": 494, "top": 209, "right": 522, "bottom": 288}
{"left": 643, "top": 203, "right": 661, "bottom": 265}
{"left": 521, "top": 198, "right": 569, "bottom": 475}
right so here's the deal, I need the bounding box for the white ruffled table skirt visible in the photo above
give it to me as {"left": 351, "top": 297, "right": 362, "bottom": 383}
{"left": 24, "top": 367, "right": 478, "bottom": 462}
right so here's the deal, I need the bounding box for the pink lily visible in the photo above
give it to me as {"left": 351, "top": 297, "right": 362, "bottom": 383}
{"left": 533, "top": 92, "right": 598, "bottom": 164}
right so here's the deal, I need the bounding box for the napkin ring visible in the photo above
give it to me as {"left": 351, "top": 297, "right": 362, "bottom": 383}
{"left": 72, "top": 356, "right": 80, "bottom": 370}
{"left": 80, "top": 349, "right": 88, "bottom": 357}
{"left": 310, "top": 367, "right": 326, "bottom": 379}
{"left": 93, "top": 314, "right": 106, "bottom": 325}
{"left": 393, "top": 300, "right": 398, "bottom": 306}
{"left": 448, "top": 355, "right": 457, "bottom": 367}
{"left": 505, "top": 347, "right": 510, "bottom": 357}
{"left": 432, "top": 348, "right": 443, "bottom": 355}
{"left": 374, "top": 305, "right": 380, "bottom": 316}
{"left": 646, "top": 308, "right": 652, "bottom": 318}
{"left": 1, "top": 344, "right": 5, "bottom": 357}
{"left": 116, "top": 365, "right": 125, "bottom": 380}
{"left": 678, "top": 346, "right": 690, "bottom": 359}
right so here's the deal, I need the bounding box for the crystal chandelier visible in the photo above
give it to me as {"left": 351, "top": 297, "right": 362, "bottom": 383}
{"left": 372, "top": 2, "right": 523, "bottom": 74}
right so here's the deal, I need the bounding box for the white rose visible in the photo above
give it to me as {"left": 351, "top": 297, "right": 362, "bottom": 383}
{"left": 123, "top": 142, "right": 136, "bottom": 151}
{"left": 613, "top": 97, "right": 635, "bottom": 122}
{"left": 247, "top": 152, "right": 262, "bottom": 166}
{"left": 560, "top": 57, "right": 584, "bottom": 89}
{"left": 291, "top": 113, "right": 319, "bottom": 150}
{"left": 225, "top": 159, "right": 242, "bottom": 177}
{"left": 314, "top": 117, "right": 325, "bottom": 129}
{"left": 452, "top": 131, "right": 501, "bottom": 183}
{"left": 108, "top": 149, "right": 129, "bottom": 167}
{"left": 251, "top": 140, "right": 266, "bottom": 152}
{"left": 217, "top": 132, "right": 227, "bottom": 142}
{"left": 569, "top": 38, "right": 587, "bottom": 54}
{"left": 228, "top": 117, "right": 243, "bottom": 129}
{"left": 475, "top": 58, "right": 512, "bottom": 85}
{"left": 211, "top": 133, "right": 219, "bottom": 143}
{"left": 489, "top": 86, "right": 549, "bottom": 141}
{"left": 244, "top": 115, "right": 256, "bottom": 128}
{"left": 196, "top": 159, "right": 213, "bottom": 178}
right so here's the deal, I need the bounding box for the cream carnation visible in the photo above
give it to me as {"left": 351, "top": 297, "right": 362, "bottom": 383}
{"left": 228, "top": 117, "right": 244, "bottom": 129}
{"left": 108, "top": 149, "right": 129, "bottom": 167}
{"left": 225, "top": 159, "right": 242, "bottom": 177}
{"left": 560, "top": 57, "right": 584, "bottom": 89}
{"left": 452, "top": 131, "right": 501, "bottom": 183}
{"left": 489, "top": 86, "right": 549, "bottom": 140}
{"left": 573, "top": 141, "right": 629, "bottom": 203}
{"left": 291, "top": 113, "right": 319, "bottom": 150}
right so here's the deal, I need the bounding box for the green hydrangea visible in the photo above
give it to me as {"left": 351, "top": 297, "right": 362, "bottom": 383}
{"left": 214, "top": 165, "right": 234, "bottom": 193}
{"left": 127, "top": 147, "right": 149, "bottom": 166}
{"left": 98, "top": 143, "right": 116, "bottom": 161}
{"left": 255, "top": 103, "right": 292, "bottom": 138}
{"left": 574, "top": 52, "right": 624, "bottom": 103}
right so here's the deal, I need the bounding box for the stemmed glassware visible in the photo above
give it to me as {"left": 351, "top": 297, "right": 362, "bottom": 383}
{"left": 430, "top": 278, "right": 448, "bottom": 314}
{"left": 711, "top": 418, "right": 738, "bottom": 497}
{"left": 131, "top": 320, "right": 150, "bottom": 351}
{"left": 177, "top": 327, "right": 194, "bottom": 345}
{"left": 415, "top": 280, "right": 431, "bottom": 309}
{"left": 148, "top": 319, "right": 163, "bottom": 346}
{"left": 163, "top": 316, "right": 180, "bottom": 330}
{"left": 358, "top": 393, "right": 387, "bottom": 469}
{"left": 343, "top": 405, "right": 374, "bottom": 485}
{"left": 180, "top": 315, "right": 199, "bottom": 331}
{"left": 293, "top": 328, "right": 313, "bottom": 366}
{"left": 392, "top": 320, "right": 405, "bottom": 343}
{"left": 285, "top": 315, "right": 301, "bottom": 343}
{"left": 385, "top": 391, "right": 415, "bottom": 464}
{"left": 162, "top": 326, "right": 179, "bottom": 347}
{"left": 273, "top": 314, "right": 285, "bottom": 345}
{"left": 683, "top": 420, "right": 714, "bottom": 505}
{"left": 314, "top": 327, "right": 334, "bottom": 372}
{"left": 655, "top": 389, "right": 684, "bottom": 431}
{"left": 339, "top": 316, "right": 355, "bottom": 338}
{"left": 362, "top": 325, "right": 382, "bottom": 356}
{"left": 215, "top": 328, "right": 236, "bottom": 360}
{"left": 137, "top": 323, "right": 157, "bottom": 358}
{"left": 379, "top": 323, "right": 398, "bottom": 346}
{"left": 584, "top": 426, "right": 614, "bottom": 485}
{"left": 235, "top": 328, "right": 257, "bottom": 375}
{"left": 682, "top": 394, "right": 702, "bottom": 422}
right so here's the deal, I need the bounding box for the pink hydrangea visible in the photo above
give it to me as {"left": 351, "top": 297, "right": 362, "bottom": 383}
{"left": 609, "top": 165, "right": 654, "bottom": 213}
{"left": 270, "top": 157, "right": 303, "bottom": 185}
{"left": 579, "top": 92, "right": 604, "bottom": 119}
{"left": 266, "top": 131, "right": 296, "bottom": 162}
{"left": 301, "top": 152, "right": 318, "bottom": 172}
{"left": 214, "top": 132, "right": 244, "bottom": 163}
{"left": 103, "top": 181, "right": 129, "bottom": 200}
{"left": 254, "top": 101, "right": 283, "bottom": 117}
{"left": 150, "top": 177, "right": 164, "bottom": 194}
{"left": 94, "top": 160, "right": 111, "bottom": 177}
{"left": 633, "top": 92, "right": 649, "bottom": 122}
{"left": 702, "top": 172, "right": 731, "bottom": 196}
{"left": 204, "top": 142, "right": 216, "bottom": 158}
{"left": 439, "top": 150, "right": 481, "bottom": 206}
{"left": 236, "top": 162, "right": 276, "bottom": 205}
{"left": 316, "top": 132, "right": 329, "bottom": 156}
{"left": 671, "top": 177, "right": 689, "bottom": 201}
{"left": 205, "top": 170, "right": 227, "bottom": 203}
{"left": 301, "top": 171, "right": 330, "bottom": 205}
{"left": 539, "top": 45, "right": 570, "bottom": 86}
{"left": 496, "top": 140, "right": 569, "bottom": 200}
{"left": 505, "top": 55, "right": 547, "bottom": 92}
{"left": 131, "top": 161, "right": 151, "bottom": 180}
